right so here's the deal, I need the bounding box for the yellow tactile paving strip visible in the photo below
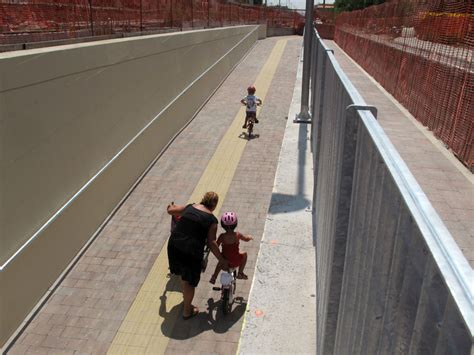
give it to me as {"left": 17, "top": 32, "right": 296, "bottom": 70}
{"left": 107, "top": 39, "right": 288, "bottom": 355}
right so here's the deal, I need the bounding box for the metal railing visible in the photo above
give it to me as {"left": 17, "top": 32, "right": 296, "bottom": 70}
{"left": 310, "top": 28, "right": 473, "bottom": 354}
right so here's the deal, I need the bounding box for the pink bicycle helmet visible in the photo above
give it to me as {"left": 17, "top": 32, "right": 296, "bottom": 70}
{"left": 221, "top": 211, "right": 238, "bottom": 227}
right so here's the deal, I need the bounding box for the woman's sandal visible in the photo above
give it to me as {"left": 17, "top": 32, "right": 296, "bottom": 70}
{"left": 182, "top": 306, "right": 199, "bottom": 320}
{"left": 237, "top": 272, "right": 248, "bottom": 280}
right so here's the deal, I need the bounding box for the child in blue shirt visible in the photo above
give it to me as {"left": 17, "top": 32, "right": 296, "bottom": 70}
{"left": 241, "top": 85, "right": 262, "bottom": 128}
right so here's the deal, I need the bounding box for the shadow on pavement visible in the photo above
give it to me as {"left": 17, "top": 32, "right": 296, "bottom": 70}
{"left": 238, "top": 132, "right": 260, "bottom": 140}
{"left": 268, "top": 119, "right": 311, "bottom": 214}
{"left": 159, "top": 275, "right": 247, "bottom": 340}
{"left": 268, "top": 192, "right": 311, "bottom": 214}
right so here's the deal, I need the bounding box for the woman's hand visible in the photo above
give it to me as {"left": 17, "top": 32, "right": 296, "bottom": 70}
{"left": 207, "top": 224, "right": 229, "bottom": 270}
{"left": 167, "top": 202, "right": 186, "bottom": 216}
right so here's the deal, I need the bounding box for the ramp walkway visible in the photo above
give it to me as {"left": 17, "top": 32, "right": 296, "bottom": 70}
{"left": 7, "top": 36, "right": 305, "bottom": 355}
{"left": 6, "top": 34, "right": 472, "bottom": 355}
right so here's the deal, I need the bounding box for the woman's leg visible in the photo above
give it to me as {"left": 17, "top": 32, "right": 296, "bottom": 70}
{"left": 182, "top": 280, "right": 196, "bottom": 316}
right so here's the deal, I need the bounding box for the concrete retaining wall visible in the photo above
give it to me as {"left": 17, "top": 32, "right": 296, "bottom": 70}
{"left": 0, "top": 25, "right": 260, "bottom": 347}
{"left": 267, "top": 27, "right": 295, "bottom": 37}
{"left": 310, "top": 29, "right": 473, "bottom": 354}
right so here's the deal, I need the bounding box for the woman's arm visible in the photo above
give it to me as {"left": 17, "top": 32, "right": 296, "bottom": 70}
{"left": 167, "top": 203, "right": 186, "bottom": 216}
{"left": 207, "top": 224, "right": 229, "bottom": 269}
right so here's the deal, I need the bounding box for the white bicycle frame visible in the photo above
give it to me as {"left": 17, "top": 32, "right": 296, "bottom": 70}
{"left": 220, "top": 267, "right": 236, "bottom": 303}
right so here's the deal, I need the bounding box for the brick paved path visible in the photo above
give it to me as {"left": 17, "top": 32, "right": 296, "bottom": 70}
{"left": 8, "top": 36, "right": 301, "bottom": 355}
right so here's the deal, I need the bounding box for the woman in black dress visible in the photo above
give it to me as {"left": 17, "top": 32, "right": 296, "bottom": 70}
{"left": 167, "top": 191, "right": 228, "bottom": 319}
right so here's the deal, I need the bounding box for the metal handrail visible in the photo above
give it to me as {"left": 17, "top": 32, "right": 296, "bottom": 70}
{"left": 312, "top": 26, "right": 473, "bottom": 335}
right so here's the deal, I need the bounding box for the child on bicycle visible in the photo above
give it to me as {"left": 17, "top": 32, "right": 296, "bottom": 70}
{"left": 210, "top": 211, "right": 253, "bottom": 284}
{"left": 241, "top": 85, "right": 262, "bottom": 129}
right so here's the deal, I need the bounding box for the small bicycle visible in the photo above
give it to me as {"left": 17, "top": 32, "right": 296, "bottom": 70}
{"left": 247, "top": 115, "right": 256, "bottom": 138}
{"left": 243, "top": 103, "right": 261, "bottom": 139}
{"left": 213, "top": 268, "right": 237, "bottom": 314}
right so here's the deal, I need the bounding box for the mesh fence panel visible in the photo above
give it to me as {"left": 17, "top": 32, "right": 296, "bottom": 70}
{"left": 1, "top": 1, "right": 303, "bottom": 45}
{"left": 334, "top": 0, "right": 473, "bottom": 169}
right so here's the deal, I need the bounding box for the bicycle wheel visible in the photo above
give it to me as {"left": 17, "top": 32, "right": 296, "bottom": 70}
{"left": 222, "top": 289, "right": 232, "bottom": 314}
{"left": 248, "top": 122, "right": 253, "bottom": 138}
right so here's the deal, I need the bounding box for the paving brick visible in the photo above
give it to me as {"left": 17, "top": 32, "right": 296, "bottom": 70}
{"left": 66, "top": 306, "right": 103, "bottom": 319}
{"left": 65, "top": 338, "right": 88, "bottom": 351}
{"left": 42, "top": 304, "right": 70, "bottom": 315}
{"left": 6, "top": 344, "right": 30, "bottom": 354}
{"left": 61, "top": 295, "right": 88, "bottom": 307}
{"left": 215, "top": 340, "right": 235, "bottom": 354}
{"left": 23, "top": 347, "right": 49, "bottom": 354}
{"left": 40, "top": 335, "right": 69, "bottom": 349}
{"left": 18, "top": 333, "right": 46, "bottom": 347}
{"left": 27, "top": 323, "right": 53, "bottom": 337}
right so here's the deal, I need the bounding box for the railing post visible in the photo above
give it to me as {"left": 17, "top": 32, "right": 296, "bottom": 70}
{"left": 294, "top": 0, "right": 313, "bottom": 123}
{"left": 170, "top": 0, "right": 173, "bottom": 28}
{"left": 88, "top": 0, "right": 94, "bottom": 36}
{"left": 207, "top": 0, "right": 210, "bottom": 27}
{"left": 140, "top": 0, "right": 143, "bottom": 32}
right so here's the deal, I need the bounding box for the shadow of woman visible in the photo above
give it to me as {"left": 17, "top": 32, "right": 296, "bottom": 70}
{"left": 158, "top": 274, "right": 184, "bottom": 337}
{"left": 159, "top": 275, "right": 247, "bottom": 340}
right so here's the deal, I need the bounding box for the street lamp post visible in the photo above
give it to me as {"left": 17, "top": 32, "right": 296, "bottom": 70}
{"left": 294, "top": 0, "right": 314, "bottom": 123}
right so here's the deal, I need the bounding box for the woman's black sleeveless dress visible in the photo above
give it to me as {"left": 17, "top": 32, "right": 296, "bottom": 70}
{"left": 167, "top": 204, "right": 217, "bottom": 287}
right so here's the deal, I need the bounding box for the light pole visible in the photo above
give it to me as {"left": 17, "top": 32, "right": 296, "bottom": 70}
{"left": 294, "top": 0, "right": 314, "bottom": 123}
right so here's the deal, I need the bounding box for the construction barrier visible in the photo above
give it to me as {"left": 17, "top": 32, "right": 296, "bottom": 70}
{"left": 310, "top": 28, "right": 473, "bottom": 355}
{"left": 0, "top": 0, "right": 303, "bottom": 46}
{"left": 334, "top": 0, "right": 473, "bottom": 169}
{"left": 313, "top": 7, "right": 335, "bottom": 39}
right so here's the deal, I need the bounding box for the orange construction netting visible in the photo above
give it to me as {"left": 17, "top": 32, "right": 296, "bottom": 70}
{"left": 314, "top": 7, "right": 335, "bottom": 39}
{"left": 334, "top": 0, "right": 473, "bottom": 169}
{"left": 0, "top": 1, "right": 303, "bottom": 45}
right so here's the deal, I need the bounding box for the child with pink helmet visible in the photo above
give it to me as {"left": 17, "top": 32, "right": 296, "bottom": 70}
{"left": 209, "top": 211, "right": 253, "bottom": 284}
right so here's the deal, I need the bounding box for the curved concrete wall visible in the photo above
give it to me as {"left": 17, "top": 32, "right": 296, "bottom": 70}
{"left": 0, "top": 25, "right": 259, "bottom": 347}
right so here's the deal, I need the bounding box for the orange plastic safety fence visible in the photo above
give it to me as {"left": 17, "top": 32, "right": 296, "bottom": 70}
{"left": 313, "top": 8, "right": 336, "bottom": 39}
{"left": 0, "top": 1, "right": 303, "bottom": 45}
{"left": 334, "top": 0, "right": 473, "bottom": 169}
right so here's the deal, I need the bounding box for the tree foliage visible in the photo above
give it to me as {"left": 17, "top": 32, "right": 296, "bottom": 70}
{"left": 334, "top": 0, "right": 386, "bottom": 13}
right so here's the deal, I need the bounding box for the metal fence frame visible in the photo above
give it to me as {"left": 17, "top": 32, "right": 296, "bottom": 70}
{"left": 310, "top": 28, "right": 473, "bottom": 354}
